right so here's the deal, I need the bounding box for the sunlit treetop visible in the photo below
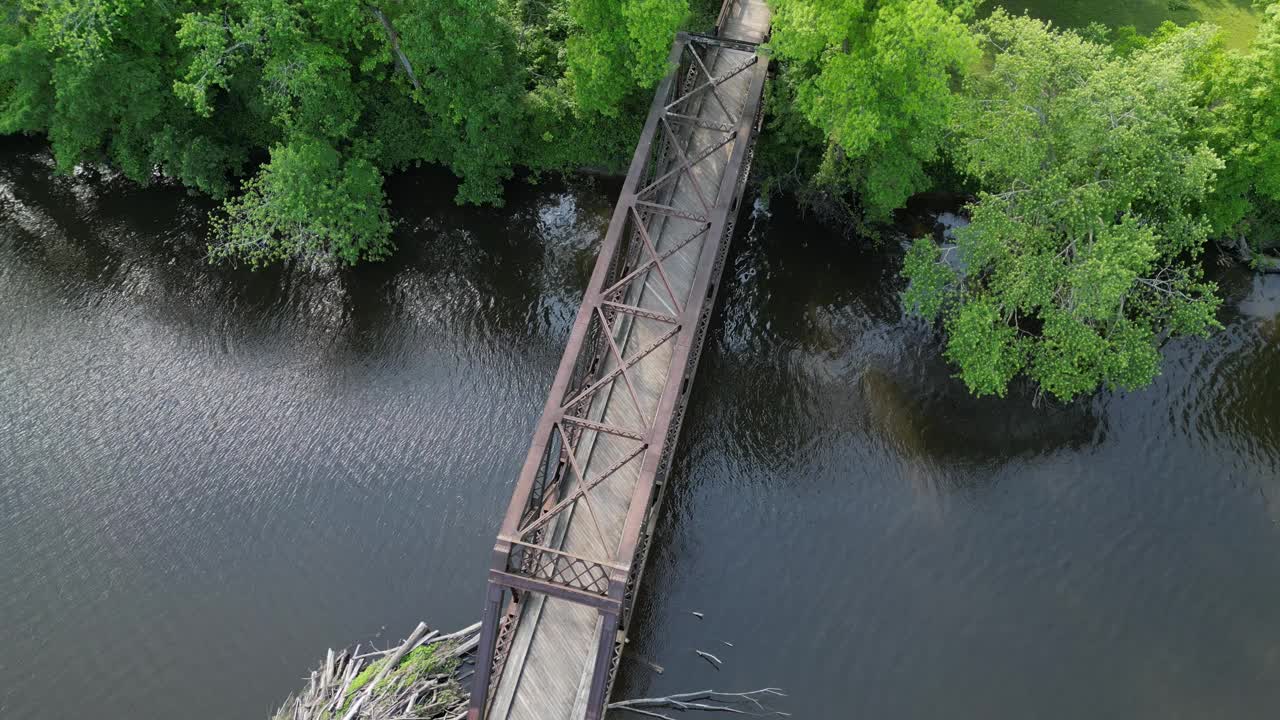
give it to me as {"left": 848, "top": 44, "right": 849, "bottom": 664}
{"left": 768, "top": 0, "right": 980, "bottom": 221}
{"left": 903, "top": 12, "right": 1225, "bottom": 401}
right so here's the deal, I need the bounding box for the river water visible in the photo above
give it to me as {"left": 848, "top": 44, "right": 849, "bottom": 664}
{"left": 2, "top": 137, "right": 1279, "bottom": 719}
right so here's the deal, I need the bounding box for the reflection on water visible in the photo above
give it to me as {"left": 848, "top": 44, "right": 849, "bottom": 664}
{"left": 617, "top": 196, "right": 1280, "bottom": 720}
{"left": 2, "top": 136, "right": 1279, "bottom": 720}
{"left": 0, "top": 138, "right": 618, "bottom": 719}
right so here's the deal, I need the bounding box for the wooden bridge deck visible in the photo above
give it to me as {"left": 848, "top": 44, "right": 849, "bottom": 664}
{"left": 468, "top": 4, "right": 771, "bottom": 719}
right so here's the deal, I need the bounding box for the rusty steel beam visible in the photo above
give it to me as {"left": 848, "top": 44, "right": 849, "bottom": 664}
{"left": 665, "top": 51, "right": 758, "bottom": 115}
{"left": 612, "top": 43, "right": 769, "bottom": 631}
{"left": 559, "top": 324, "right": 681, "bottom": 416}
{"left": 633, "top": 200, "right": 708, "bottom": 224}
{"left": 628, "top": 207, "right": 687, "bottom": 314}
{"left": 662, "top": 112, "right": 735, "bottom": 134}
{"left": 487, "top": 570, "right": 621, "bottom": 612}
{"left": 685, "top": 49, "right": 735, "bottom": 122}
{"left": 600, "top": 300, "right": 679, "bottom": 325}
{"left": 583, "top": 611, "right": 622, "bottom": 720}
{"left": 601, "top": 222, "right": 709, "bottom": 301}
{"left": 560, "top": 414, "right": 647, "bottom": 442}
{"left": 487, "top": 38, "right": 686, "bottom": 549}
{"left": 594, "top": 308, "right": 650, "bottom": 425}
{"left": 713, "top": 0, "right": 739, "bottom": 37}
{"left": 690, "top": 31, "right": 762, "bottom": 54}
{"left": 515, "top": 443, "right": 646, "bottom": 540}
{"left": 637, "top": 129, "right": 735, "bottom": 201}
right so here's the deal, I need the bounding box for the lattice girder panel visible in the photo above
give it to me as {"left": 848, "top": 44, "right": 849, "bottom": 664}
{"left": 504, "top": 540, "right": 614, "bottom": 597}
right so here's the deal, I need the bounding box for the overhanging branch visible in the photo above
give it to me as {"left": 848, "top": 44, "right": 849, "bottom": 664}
{"left": 367, "top": 5, "right": 422, "bottom": 93}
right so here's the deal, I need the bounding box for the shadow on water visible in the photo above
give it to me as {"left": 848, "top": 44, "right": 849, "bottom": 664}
{"left": 690, "top": 194, "right": 1101, "bottom": 479}
{"left": 1, "top": 135, "right": 621, "bottom": 363}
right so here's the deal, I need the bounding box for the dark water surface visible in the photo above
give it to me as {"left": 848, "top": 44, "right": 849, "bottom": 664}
{"left": 2, "top": 137, "right": 1279, "bottom": 719}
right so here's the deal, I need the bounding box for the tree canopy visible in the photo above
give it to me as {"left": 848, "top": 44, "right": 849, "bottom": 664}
{"left": 1198, "top": 3, "right": 1280, "bottom": 252}
{"left": 565, "top": 0, "right": 689, "bottom": 116}
{"left": 767, "top": 0, "right": 979, "bottom": 221}
{"left": 0, "top": 0, "right": 709, "bottom": 266}
{"left": 903, "top": 12, "right": 1225, "bottom": 400}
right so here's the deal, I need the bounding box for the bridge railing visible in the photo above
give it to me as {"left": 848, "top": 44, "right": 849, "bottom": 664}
{"left": 714, "top": 0, "right": 740, "bottom": 37}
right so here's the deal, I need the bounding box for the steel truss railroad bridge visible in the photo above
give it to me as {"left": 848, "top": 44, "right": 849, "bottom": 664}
{"left": 468, "top": 3, "right": 772, "bottom": 718}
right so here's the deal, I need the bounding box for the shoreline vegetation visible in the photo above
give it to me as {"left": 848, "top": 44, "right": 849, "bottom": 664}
{"left": 1004, "top": 0, "right": 1263, "bottom": 50}
{"left": 1, "top": 0, "right": 1276, "bottom": 403}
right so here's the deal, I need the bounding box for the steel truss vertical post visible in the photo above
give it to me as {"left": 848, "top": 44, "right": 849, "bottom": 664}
{"left": 467, "top": 582, "right": 504, "bottom": 720}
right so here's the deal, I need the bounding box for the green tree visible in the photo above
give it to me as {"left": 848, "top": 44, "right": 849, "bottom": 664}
{"left": 903, "top": 13, "right": 1223, "bottom": 401}
{"left": 0, "top": 3, "right": 51, "bottom": 135}
{"left": 512, "top": 0, "right": 646, "bottom": 175}
{"left": 3, "top": 0, "right": 252, "bottom": 195}
{"left": 767, "top": 0, "right": 978, "bottom": 221}
{"left": 173, "top": 0, "right": 393, "bottom": 262}
{"left": 565, "top": 0, "right": 688, "bottom": 116}
{"left": 208, "top": 139, "right": 392, "bottom": 267}
{"left": 1200, "top": 3, "right": 1280, "bottom": 252}
{"left": 173, "top": 0, "right": 530, "bottom": 262}
{"left": 0, "top": 0, "right": 709, "bottom": 268}
{"left": 392, "top": 0, "right": 527, "bottom": 204}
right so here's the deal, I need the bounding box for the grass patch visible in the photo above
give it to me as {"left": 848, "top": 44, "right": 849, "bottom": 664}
{"left": 344, "top": 659, "right": 386, "bottom": 707}
{"left": 372, "top": 643, "right": 458, "bottom": 695}
{"left": 991, "top": 0, "right": 1262, "bottom": 48}
{"left": 333, "top": 644, "right": 461, "bottom": 715}
{"left": 271, "top": 624, "right": 478, "bottom": 720}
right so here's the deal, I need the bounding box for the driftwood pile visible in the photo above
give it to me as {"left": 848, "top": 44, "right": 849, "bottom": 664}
{"left": 272, "top": 622, "right": 480, "bottom": 720}
{"left": 272, "top": 621, "right": 788, "bottom": 720}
